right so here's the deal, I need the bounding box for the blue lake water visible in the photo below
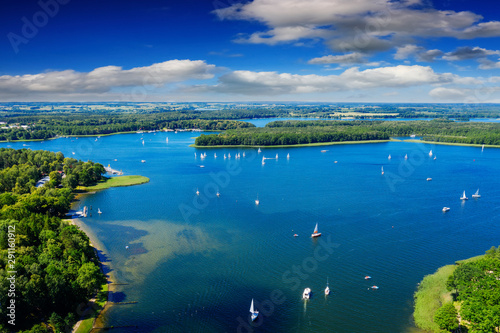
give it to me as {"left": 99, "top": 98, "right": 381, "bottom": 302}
{"left": 3, "top": 134, "right": 500, "bottom": 333}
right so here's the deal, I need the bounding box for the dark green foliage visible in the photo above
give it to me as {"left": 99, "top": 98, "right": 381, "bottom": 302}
{"left": 0, "top": 149, "right": 106, "bottom": 331}
{"left": 0, "top": 111, "right": 255, "bottom": 141}
{"left": 434, "top": 304, "right": 459, "bottom": 331}
{"left": 195, "top": 119, "right": 500, "bottom": 146}
{"left": 446, "top": 247, "right": 500, "bottom": 332}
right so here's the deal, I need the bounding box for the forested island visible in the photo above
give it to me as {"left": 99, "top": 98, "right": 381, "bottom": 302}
{"left": 0, "top": 148, "right": 109, "bottom": 332}
{"left": 414, "top": 247, "right": 500, "bottom": 333}
{"left": 195, "top": 119, "right": 500, "bottom": 147}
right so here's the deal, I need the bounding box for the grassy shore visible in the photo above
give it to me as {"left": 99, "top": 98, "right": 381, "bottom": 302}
{"left": 413, "top": 254, "right": 485, "bottom": 332}
{"left": 414, "top": 265, "right": 457, "bottom": 332}
{"left": 404, "top": 139, "right": 500, "bottom": 148}
{"left": 190, "top": 139, "right": 390, "bottom": 148}
{"left": 77, "top": 175, "right": 150, "bottom": 190}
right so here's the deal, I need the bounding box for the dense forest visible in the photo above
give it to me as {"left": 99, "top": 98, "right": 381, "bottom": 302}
{"left": 0, "top": 112, "right": 256, "bottom": 141}
{"left": 444, "top": 247, "right": 500, "bottom": 332}
{"left": 0, "top": 148, "right": 106, "bottom": 332}
{"left": 195, "top": 119, "right": 500, "bottom": 146}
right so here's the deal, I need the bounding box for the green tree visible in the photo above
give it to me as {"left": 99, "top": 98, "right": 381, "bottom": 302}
{"left": 77, "top": 262, "right": 105, "bottom": 295}
{"left": 434, "top": 303, "right": 459, "bottom": 331}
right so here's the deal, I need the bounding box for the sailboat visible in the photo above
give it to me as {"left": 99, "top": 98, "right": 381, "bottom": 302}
{"left": 214, "top": 153, "right": 217, "bottom": 158}
{"left": 287, "top": 153, "right": 290, "bottom": 159}
{"left": 250, "top": 299, "right": 259, "bottom": 321}
{"left": 472, "top": 189, "right": 481, "bottom": 198}
{"left": 243, "top": 152, "right": 246, "bottom": 157}
{"left": 97, "top": 208, "right": 102, "bottom": 214}
{"left": 429, "top": 150, "right": 433, "bottom": 157}
{"left": 388, "top": 154, "right": 391, "bottom": 160}
{"left": 311, "top": 223, "right": 321, "bottom": 238}
{"left": 276, "top": 153, "right": 278, "bottom": 159}
{"left": 460, "top": 191, "right": 468, "bottom": 200}
{"left": 381, "top": 166, "right": 384, "bottom": 175}
{"left": 482, "top": 144, "right": 485, "bottom": 151}
{"left": 404, "top": 154, "right": 408, "bottom": 159}
{"left": 166, "top": 137, "right": 169, "bottom": 143}
{"left": 325, "top": 278, "right": 330, "bottom": 295}
{"left": 258, "top": 148, "right": 261, "bottom": 153}
{"left": 196, "top": 188, "right": 200, "bottom": 196}
{"left": 255, "top": 195, "right": 260, "bottom": 205}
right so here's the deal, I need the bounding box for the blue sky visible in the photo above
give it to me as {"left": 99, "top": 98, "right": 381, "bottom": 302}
{"left": 1, "top": 0, "right": 500, "bottom": 103}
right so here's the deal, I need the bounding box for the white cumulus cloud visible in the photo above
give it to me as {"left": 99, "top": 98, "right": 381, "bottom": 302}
{"left": 0, "top": 60, "right": 216, "bottom": 99}
{"left": 191, "top": 65, "right": 470, "bottom": 96}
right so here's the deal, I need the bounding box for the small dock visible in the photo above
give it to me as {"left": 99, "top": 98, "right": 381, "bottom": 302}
{"left": 104, "top": 164, "right": 123, "bottom": 175}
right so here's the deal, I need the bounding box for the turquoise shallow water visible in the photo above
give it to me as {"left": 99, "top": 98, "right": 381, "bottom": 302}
{"left": 3, "top": 132, "right": 500, "bottom": 333}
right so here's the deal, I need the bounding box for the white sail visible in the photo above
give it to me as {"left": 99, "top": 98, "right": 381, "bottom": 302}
{"left": 250, "top": 299, "right": 254, "bottom": 313}
{"left": 429, "top": 150, "right": 432, "bottom": 156}
{"left": 381, "top": 166, "right": 384, "bottom": 174}
{"left": 314, "top": 223, "right": 318, "bottom": 233}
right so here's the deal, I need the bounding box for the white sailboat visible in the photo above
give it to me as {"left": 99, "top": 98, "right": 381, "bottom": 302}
{"left": 460, "top": 190, "right": 468, "bottom": 200}
{"left": 429, "top": 150, "right": 433, "bottom": 157}
{"left": 311, "top": 223, "right": 321, "bottom": 238}
{"left": 388, "top": 154, "right": 391, "bottom": 160}
{"left": 196, "top": 188, "right": 200, "bottom": 196}
{"left": 255, "top": 195, "right": 259, "bottom": 205}
{"left": 287, "top": 153, "right": 290, "bottom": 159}
{"left": 166, "top": 137, "right": 169, "bottom": 143}
{"left": 214, "top": 153, "right": 217, "bottom": 158}
{"left": 97, "top": 208, "right": 102, "bottom": 214}
{"left": 216, "top": 190, "right": 220, "bottom": 197}
{"left": 472, "top": 189, "right": 481, "bottom": 198}
{"left": 325, "top": 278, "right": 330, "bottom": 295}
{"left": 224, "top": 154, "right": 227, "bottom": 159}
{"left": 381, "top": 166, "right": 384, "bottom": 175}
{"left": 482, "top": 144, "right": 485, "bottom": 151}
{"left": 250, "top": 299, "right": 259, "bottom": 321}
{"left": 404, "top": 154, "right": 408, "bottom": 159}
{"left": 258, "top": 148, "right": 261, "bottom": 153}
{"left": 442, "top": 207, "right": 450, "bottom": 212}
{"left": 243, "top": 152, "right": 246, "bottom": 157}
{"left": 276, "top": 153, "right": 278, "bottom": 159}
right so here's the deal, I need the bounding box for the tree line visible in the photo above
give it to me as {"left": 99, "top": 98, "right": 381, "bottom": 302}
{"left": 0, "top": 148, "right": 106, "bottom": 332}
{"left": 195, "top": 119, "right": 500, "bottom": 146}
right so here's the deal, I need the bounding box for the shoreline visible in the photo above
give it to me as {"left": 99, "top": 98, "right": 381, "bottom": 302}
{"left": 403, "top": 139, "right": 500, "bottom": 148}
{"left": 68, "top": 215, "right": 116, "bottom": 333}
{"left": 190, "top": 139, "right": 391, "bottom": 148}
